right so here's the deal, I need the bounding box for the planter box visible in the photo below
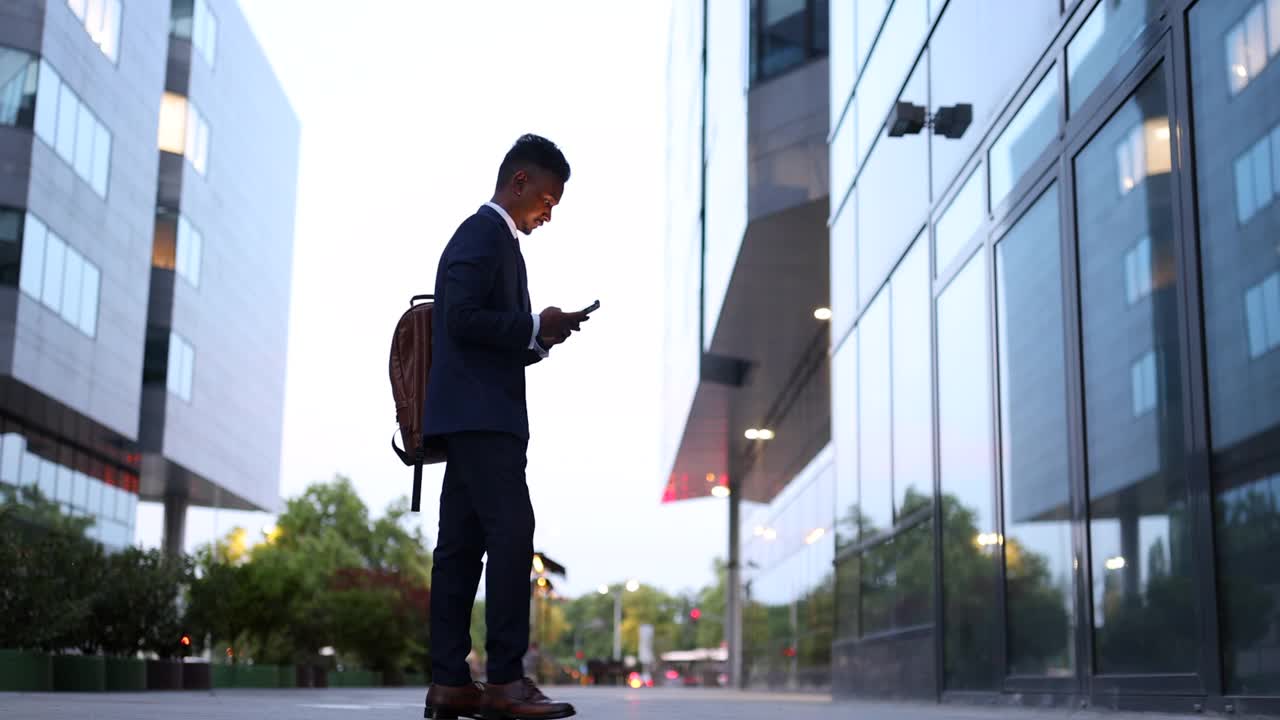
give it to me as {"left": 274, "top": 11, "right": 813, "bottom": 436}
{"left": 235, "top": 664, "right": 279, "bottom": 688}
{"left": 211, "top": 664, "right": 236, "bottom": 688}
{"left": 0, "top": 649, "right": 53, "bottom": 691}
{"left": 182, "top": 662, "right": 212, "bottom": 690}
{"left": 146, "top": 659, "right": 183, "bottom": 690}
{"left": 295, "top": 664, "right": 315, "bottom": 688}
{"left": 53, "top": 655, "right": 105, "bottom": 692}
{"left": 312, "top": 666, "right": 328, "bottom": 688}
{"left": 277, "top": 664, "right": 296, "bottom": 688}
{"left": 104, "top": 658, "right": 146, "bottom": 692}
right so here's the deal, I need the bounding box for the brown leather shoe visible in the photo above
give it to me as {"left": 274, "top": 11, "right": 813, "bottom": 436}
{"left": 482, "top": 677, "right": 576, "bottom": 719}
{"left": 424, "top": 682, "right": 485, "bottom": 719}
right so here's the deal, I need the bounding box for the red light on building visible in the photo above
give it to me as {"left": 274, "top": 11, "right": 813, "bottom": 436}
{"left": 689, "top": 608, "right": 701, "bottom": 621}
{"left": 180, "top": 635, "right": 191, "bottom": 647}
{"left": 782, "top": 646, "right": 796, "bottom": 658}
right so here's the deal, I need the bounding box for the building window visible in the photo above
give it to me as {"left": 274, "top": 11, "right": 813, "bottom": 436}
{"left": 1124, "top": 235, "right": 1153, "bottom": 304}
{"left": 0, "top": 425, "right": 139, "bottom": 549}
{"left": 175, "top": 215, "right": 203, "bottom": 287}
{"left": 1115, "top": 118, "right": 1172, "bottom": 196}
{"left": 17, "top": 212, "right": 100, "bottom": 338}
{"left": 751, "top": 0, "right": 828, "bottom": 84}
{"left": 167, "top": 331, "right": 195, "bottom": 402}
{"left": 1245, "top": 271, "right": 1280, "bottom": 358}
{"left": 1225, "top": 0, "right": 1280, "bottom": 96}
{"left": 172, "top": 0, "right": 217, "bottom": 68}
{"left": 1130, "top": 350, "right": 1158, "bottom": 417}
{"left": 0, "top": 47, "right": 38, "bottom": 128}
{"left": 1234, "top": 126, "right": 1279, "bottom": 224}
{"left": 67, "top": 0, "right": 122, "bottom": 62}
{"left": 0, "top": 209, "right": 20, "bottom": 285}
{"left": 33, "top": 60, "right": 111, "bottom": 197}
{"left": 158, "top": 92, "right": 210, "bottom": 175}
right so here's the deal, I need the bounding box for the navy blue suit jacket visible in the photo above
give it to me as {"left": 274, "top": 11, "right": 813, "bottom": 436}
{"left": 423, "top": 205, "right": 543, "bottom": 441}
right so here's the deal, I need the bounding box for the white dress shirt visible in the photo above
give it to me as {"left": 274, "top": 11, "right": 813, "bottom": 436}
{"left": 484, "top": 201, "right": 548, "bottom": 358}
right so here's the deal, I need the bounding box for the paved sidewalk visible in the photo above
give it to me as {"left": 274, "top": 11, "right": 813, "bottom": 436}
{"left": 0, "top": 686, "right": 1235, "bottom": 720}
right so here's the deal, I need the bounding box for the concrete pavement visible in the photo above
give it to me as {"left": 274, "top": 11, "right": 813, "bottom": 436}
{"left": 0, "top": 686, "right": 1224, "bottom": 720}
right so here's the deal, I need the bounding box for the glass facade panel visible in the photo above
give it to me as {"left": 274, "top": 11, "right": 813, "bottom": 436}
{"left": 861, "top": 536, "right": 895, "bottom": 635}
{"left": 835, "top": 553, "right": 860, "bottom": 641}
{"left": 0, "top": 209, "right": 19, "bottom": 286}
{"left": 762, "top": 0, "right": 807, "bottom": 78}
{"left": 937, "top": 252, "right": 998, "bottom": 689}
{"left": 858, "top": 58, "right": 928, "bottom": 308}
{"left": 18, "top": 213, "right": 45, "bottom": 299}
{"left": 855, "top": 0, "right": 892, "bottom": 74}
{"left": 34, "top": 60, "right": 59, "bottom": 144}
{"left": 831, "top": 191, "right": 857, "bottom": 342}
{"left": 831, "top": 0, "right": 855, "bottom": 127}
{"left": 995, "top": 185, "right": 1075, "bottom": 678}
{"left": 854, "top": 0, "right": 927, "bottom": 170}
{"left": 833, "top": 330, "right": 859, "bottom": 550}
{"left": 1067, "top": 0, "right": 1161, "bottom": 116}
{"left": 42, "top": 231, "right": 66, "bottom": 314}
{"left": 929, "top": 0, "right": 1060, "bottom": 193}
{"left": 1191, "top": 0, "right": 1280, "bottom": 695}
{"left": 989, "top": 68, "right": 1060, "bottom": 212}
{"left": 0, "top": 47, "right": 38, "bottom": 128}
{"left": 934, "top": 164, "right": 984, "bottom": 277}
{"left": 1075, "top": 69, "right": 1194, "bottom": 675}
{"left": 890, "top": 235, "right": 931, "bottom": 518}
{"left": 60, "top": 246, "right": 83, "bottom": 328}
{"left": 859, "top": 289, "right": 892, "bottom": 537}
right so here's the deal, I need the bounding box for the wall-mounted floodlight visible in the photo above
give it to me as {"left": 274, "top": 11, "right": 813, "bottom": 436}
{"left": 886, "top": 101, "right": 973, "bottom": 140}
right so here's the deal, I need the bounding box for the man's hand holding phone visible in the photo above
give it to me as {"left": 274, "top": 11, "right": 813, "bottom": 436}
{"left": 538, "top": 300, "right": 597, "bottom": 348}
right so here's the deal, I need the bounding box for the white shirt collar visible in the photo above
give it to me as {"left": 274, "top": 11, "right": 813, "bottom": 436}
{"left": 483, "top": 201, "right": 519, "bottom": 240}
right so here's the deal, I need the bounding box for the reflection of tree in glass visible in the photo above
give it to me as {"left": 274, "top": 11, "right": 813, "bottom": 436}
{"left": 1213, "top": 481, "right": 1278, "bottom": 692}
{"left": 1004, "top": 527, "right": 1071, "bottom": 675}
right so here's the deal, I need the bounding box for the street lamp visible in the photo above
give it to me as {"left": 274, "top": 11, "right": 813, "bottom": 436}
{"left": 599, "top": 580, "right": 639, "bottom": 661}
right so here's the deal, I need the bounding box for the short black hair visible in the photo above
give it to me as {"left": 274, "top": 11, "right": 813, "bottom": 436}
{"left": 495, "top": 134, "right": 570, "bottom": 191}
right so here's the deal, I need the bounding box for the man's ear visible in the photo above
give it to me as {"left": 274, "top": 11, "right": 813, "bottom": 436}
{"left": 512, "top": 170, "right": 527, "bottom": 196}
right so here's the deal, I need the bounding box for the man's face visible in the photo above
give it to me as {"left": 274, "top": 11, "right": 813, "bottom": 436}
{"left": 511, "top": 168, "right": 564, "bottom": 235}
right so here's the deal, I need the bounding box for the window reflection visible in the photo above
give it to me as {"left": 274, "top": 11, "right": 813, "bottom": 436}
{"left": 1225, "top": 0, "right": 1280, "bottom": 95}
{"left": 34, "top": 60, "right": 112, "bottom": 197}
{"left": 934, "top": 165, "right": 984, "bottom": 277}
{"left": 1067, "top": 0, "right": 1161, "bottom": 116}
{"left": 0, "top": 47, "right": 38, "bottom": 127}
{"left": 751, "top": 0, "right": 828, "bottom": 84}
{"left": 929, "top": 0, "right": 1059, "bottom": 192}
{"left": 741, "top": 459, "right": 835, "bottom": 690}
{"left": 937, "top": 252, "right": 999, "bottom": 689}
{"left": 890, "top": 236, "right": 932, "bottom": 518}
{"left": 67, "top": 0, "right": 122, "bottom": 62}
{"left": 859, "top": 289, "right": 892, "bottom": 537}
{"left": 1192, "top": 1, "right": 1280, "bottom": 693}
{"left": 990, "top": 68, "right": 1060, "bottom": 211}
{"left": 858, "top": 58, "right": 928, "bottom": 307}
{"left": 830, "top": 192, "right": 857, "bottom": 341}
{"left": 833, "top": 330, "right": 859, "bottom": 550}
{"left": 17, "top": 212, "right": 100, "bottom": 338}
{"left": 995, "top": 185, "right": 1075, "bottom": 677}
{"left": 1076, "top": 68, "right": 1195, "bottom": 675}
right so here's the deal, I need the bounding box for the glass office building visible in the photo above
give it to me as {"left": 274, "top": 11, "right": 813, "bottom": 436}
{"left": 667, "top": 0, "right": 1280, "bottom": 713}
{"left": 0, "top": 0, "right": 297, "bottom": 552}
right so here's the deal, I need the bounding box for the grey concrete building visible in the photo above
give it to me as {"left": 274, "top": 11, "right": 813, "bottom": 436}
{"left": 0, "top": 0, "right": 297, "bottom": 553}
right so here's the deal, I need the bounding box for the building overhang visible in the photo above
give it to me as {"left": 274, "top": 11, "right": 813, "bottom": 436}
{"left": 663, "top": 197, "right": 831, "bottom": 506}
{"left": 139, "top": 452, "right": 275, "bottom": 512}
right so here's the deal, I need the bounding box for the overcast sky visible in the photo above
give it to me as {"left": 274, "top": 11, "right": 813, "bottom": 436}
{"left": 135, "top": 0, "right": 727, "bottom": 599}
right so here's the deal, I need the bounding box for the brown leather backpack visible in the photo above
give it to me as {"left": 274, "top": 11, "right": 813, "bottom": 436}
{"left": 389, "top": 294, "right": 446, "bottom": 511}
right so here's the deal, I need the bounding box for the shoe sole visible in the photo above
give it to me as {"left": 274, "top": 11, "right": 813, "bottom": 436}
{"left": 424, "top": 707, "right": 483, "bottom": 720}
{"left": 476, "top": 709, "right": 577, "bottom": 720}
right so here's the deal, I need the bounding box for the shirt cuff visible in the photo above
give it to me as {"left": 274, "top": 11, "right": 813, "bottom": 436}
{"left": 530, "top": 313, "right": 549, "bottom": 358}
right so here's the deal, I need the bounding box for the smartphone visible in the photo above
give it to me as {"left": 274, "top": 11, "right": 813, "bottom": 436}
{"left": 580, "top": 299, "right": 600, "bottom": 315}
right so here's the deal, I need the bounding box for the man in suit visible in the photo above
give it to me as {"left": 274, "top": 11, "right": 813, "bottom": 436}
{"left": 422, "top": 134, "right": 587, "bottom": 720}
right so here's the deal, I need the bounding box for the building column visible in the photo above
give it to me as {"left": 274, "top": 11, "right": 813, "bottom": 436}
{"left": 162, "top": 493, "right": 188, "bottom": 558}
{"left": 727, "top": 476, "right": 742, "bottom": 688}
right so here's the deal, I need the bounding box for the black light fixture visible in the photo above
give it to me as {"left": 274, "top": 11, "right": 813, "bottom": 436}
{"left": 885, "top": 101, "right": 974, "bottom": 140}
{"left": 933, "top": 103, "right": 973, "bottom": 140}
{"left": 887, "top": 101, "right": 927, "bottom": 137}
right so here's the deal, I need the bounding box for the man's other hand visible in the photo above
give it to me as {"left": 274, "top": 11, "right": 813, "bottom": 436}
{"left": 539, "top": 306, "right": 589, "bottom": 341}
